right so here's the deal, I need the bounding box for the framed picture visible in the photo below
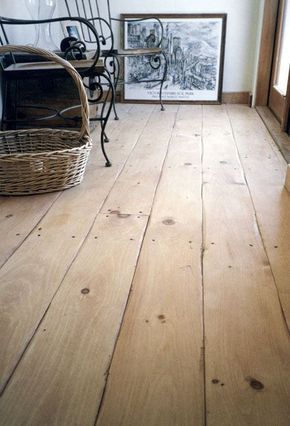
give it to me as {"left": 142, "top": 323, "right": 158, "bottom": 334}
{"left": 61, "top": 21, "right": 82, "bottom": 41}
{"left": 122, "top": 14, "right": 227, "bottom": 103}
{"left": 66, "top": 25, "right": 81, "bottom": 39}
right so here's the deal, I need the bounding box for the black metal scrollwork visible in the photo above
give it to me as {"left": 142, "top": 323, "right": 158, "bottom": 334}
{"left": 62, "top": 39, "right": 87, "bottom": 60}
{"left": 149, "top": 55, "right": 162, "bottom": 70}
{"left": 84, "top": 76, "right": 104, "bottom": 103}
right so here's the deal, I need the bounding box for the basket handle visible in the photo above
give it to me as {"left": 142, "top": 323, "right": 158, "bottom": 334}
{"left": 0, "top": 45, "right": 90, "bottom": 140}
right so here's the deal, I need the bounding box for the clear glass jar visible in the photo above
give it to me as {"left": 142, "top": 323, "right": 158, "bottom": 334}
{"left": 25, "top": 0, "right": 58, "bottom": 50}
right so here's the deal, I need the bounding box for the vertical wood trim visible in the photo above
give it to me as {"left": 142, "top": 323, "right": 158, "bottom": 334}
{"left": 255, "top": 0, "right": 280, "bottom": 106}
{"left": 269, "top": 0, "right": 286, "bottom": 122}
{"left": 270, "top": 0, "right": 285, "bottom": 88}
{"left": 281, "top": 67, "right": 290, "bottom": 130}
{"left": 269, "top": 85, "right": 285, "bottom": 122}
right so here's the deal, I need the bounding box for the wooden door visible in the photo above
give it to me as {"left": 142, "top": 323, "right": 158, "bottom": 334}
{"left": 269, "top": 0, "right": 290, "bottom": 130}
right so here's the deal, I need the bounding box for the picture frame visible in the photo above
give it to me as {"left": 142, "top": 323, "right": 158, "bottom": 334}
{"left": 122, "top": 14, "right": 227, "bottom": 104}
{"left": 61, "top": 21, "right": 82, "bottom": 41}
{"left": 66, "top": 25, "right": 81, "bottom": 39}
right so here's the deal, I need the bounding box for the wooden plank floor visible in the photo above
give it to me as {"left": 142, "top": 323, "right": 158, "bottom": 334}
{"left": 0, "top": 104, "right": 289, "bottom": 425}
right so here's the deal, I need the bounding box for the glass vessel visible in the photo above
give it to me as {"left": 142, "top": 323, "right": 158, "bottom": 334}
{"left": 25, "top": 0, "right": 58, "bottom": 50}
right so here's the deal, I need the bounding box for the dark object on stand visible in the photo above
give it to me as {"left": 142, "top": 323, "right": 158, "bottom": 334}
{"left": 60, "top": 36, "right": 86, "bottom": 60}
{"left": 0, "top": 16, "right": 114, "bottom": 167}
{"left": 62, "top": 0, "right": 168, "bottom": 119}
{"left": 0, "top": 44, "right": 92, "bottom": 195}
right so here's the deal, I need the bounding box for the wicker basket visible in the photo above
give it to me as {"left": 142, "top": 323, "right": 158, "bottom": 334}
{"left": 0, "top": 45, "right": 92, "bottom": 195}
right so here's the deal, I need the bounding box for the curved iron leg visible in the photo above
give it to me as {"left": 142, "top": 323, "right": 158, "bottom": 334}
{"left": 99, "top": 78, "right": 110, "bottom": 144}
{"left": 101, "top": 126, "right": 111, "bottom": 167}
{"left": 159, "top": 52, "right": 168, "bottom": 112}
{"left": 99, "top": 73, "right": 114, "bottom": 167}
{"left": 104, "top": 63, "right": 118, "bottom": 130}
{"left": 112, "top": 55, "right": 120, "bottom": 120}
{"left": 104, "top": 54, "right": 119, "bottom": 121}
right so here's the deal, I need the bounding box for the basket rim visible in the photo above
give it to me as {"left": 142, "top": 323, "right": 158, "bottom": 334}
{"left": 0, "top": 128, "right": 83, "bottom": 136}
{"left": 0, "top": 132, "right": 92, "bottom": 159}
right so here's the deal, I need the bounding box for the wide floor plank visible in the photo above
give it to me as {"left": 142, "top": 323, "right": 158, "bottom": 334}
{"left": 97, "top": 106, "right": 204, "bottom": 426}
{"left": 0, "top": 104, "right": 153, "bottom": 393}
{"left": 0, "top": 213, "right": 147, "bottom": 426}
{"left": 1, "top": 104, "right": 289, "bottom": 425}
{"left": 0, "top": 192, "right": 60, "bottom": 268}
{"left": 101, "top": 106, "right": 179, "bottom": 215}
{"left": 203, "top": 105, "right": 290, "bottom": 426}
{"left": 0, "top": 104, "right": 149, "bottom": 271}
{"left": 227, "top": 105, "right": 290, "bottom": 330}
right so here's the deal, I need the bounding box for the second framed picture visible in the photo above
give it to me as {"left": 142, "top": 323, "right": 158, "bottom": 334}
{"left": 122, "top": 14, "right": 227, "bottom": 103}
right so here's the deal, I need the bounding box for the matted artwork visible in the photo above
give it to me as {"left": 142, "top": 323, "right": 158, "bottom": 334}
{"left": 123, "top": 14, "right": 227, "bottom": 103}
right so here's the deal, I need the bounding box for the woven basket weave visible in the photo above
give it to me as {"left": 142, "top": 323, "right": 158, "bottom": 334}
{"left": 0, "top": 45, "right": 92, "bottom": 195}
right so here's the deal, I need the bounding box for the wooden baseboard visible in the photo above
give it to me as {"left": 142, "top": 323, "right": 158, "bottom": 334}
{"left": 115, "top": 90, "right": 251, "bottom": 105}
{"left": 222, "top": 91, "right": 251, "bottom": 105}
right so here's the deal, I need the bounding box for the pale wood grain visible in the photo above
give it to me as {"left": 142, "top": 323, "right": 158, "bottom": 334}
{"left": 0, "top": 104, "right": 154, "bottom": 393}
{"left": 0, "top": 213, "right": 147, "bottom": 426}
{"left": 107, "top": 103, "right": 155, "bottom": 161}
{"left": 0, "top": 104, "right": 147, "bottom": 271}
{"left": 97, "top": 106, "right": 204, "bottom": 426}
{"left": 0, "top": 192, "right": 60, "bottom": 268}
{"left": 101, "top": 106, "right": 179, "bottom": 215}
{"left": 1, "top": 104, "right": 290, "bottom": 425}
{"left": 227, "top": 105, "right": 290, "bottom": 330}
{"left": 203, "top": 105, "right": 290, "bottom": 426}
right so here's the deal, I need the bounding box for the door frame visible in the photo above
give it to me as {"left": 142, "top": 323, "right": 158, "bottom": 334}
{"left": 255, "top": 0, "right": 280, "bottom": 106}
{"left": 256, "top": 0, "right": 290, "bottom": 130}
{"left": 268, "top": 0, "right": 290, "bottom": 128}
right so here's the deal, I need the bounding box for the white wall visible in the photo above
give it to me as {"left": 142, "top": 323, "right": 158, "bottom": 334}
{"left": 1, "top": 0, "right": 262, "bottom": 93}
{"left": 0, "top": 0, "right": 60, "bottom": 45}
{"left": 1, "top": 3, "right": 31, "bottom": 46}
{"left": 1, "top": 1, "right": 27, "bottom": 18}
{"left": 109, "top": 0, "right": 261, "bottom": 93}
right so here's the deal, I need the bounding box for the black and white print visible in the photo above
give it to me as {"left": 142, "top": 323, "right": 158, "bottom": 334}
{"left": 124, "top": 16, "right": 226, "bottom": 102}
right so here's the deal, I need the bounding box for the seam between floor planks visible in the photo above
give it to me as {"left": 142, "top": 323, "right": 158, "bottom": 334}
{"left": 0, "top": 191, "right": 61, "bottom": 269}
{"left": 94, "top": 105, "right": 181, "bottom": 424}
{"left": 200, "top": 105, "right": 207, "bottom": 425}
{"left": 0, "top": 104, "right": 140, "bottom": 272}
{"left": 202, "top": 104, "right": 290, "bottom": 426}
{"left": 0, "top": 105, "right": 180, "bottom": 425}
{"left": 100, "top": 106, "right": 180, "bottom": 216}
{"left": 97, "top": 105, "right": 204, "bottom": 426}
{"left": 0, "top": 212, "right": 149, "bottom": 426}
{"left": 0, "top": 104, "right": 155, "bottom": 394}
{"left": 0, "top": 104, "right": 289, "bottom": 425}
{"left": 226, "top": 104, "right": 290, "bottom": 332}
{"left": 94, "top": 211, "right": 151, "bottom": 425}
{"left": 226, "top": 106, "right": 290, "bottom": 334}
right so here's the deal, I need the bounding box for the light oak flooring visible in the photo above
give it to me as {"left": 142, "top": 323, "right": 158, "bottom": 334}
{"left": 0, "top": 104, "right": 289, "bottom": 426}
